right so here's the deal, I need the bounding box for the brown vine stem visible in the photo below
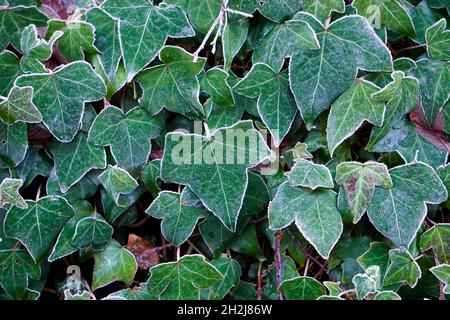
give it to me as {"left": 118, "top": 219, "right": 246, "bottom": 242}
{"left": 274, "top": 230, "right": 283, "bottom": 300}
{"left": 285, "top": 228, "right": 325, "bottom": 269}
{"left": 395, "top": 43, "right": 426, "bottom": 55}
{"left": 434, "top": 255, "right": 445, "bottom": 300}
{"left": 257, "top": 261, "right": 263, "bottom": 300}
{"left": 143, "top": 243, "right": 172, "bottom": 257}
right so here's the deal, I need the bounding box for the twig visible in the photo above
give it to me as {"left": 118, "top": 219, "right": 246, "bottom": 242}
{"left": 142, "top": 243, "right": 172, "bottom": 257}
{"left": 176, "top": 246, "right": 181, "bottom": 261}
{"left": 257, "top": 261, "right": 263, "bottom": 300}
{"left": 285, "top": 228, "right": 325, "bottom": 269}
{"left": 303, "top": 259, "right": 310, "bottom": 277}
{"left": 434, "top": 255, "right": 445, "bottom": 300}
{"left": 395, "top": 43, "right": 426, "bottom": 55}
{"left": 274, "top": 230, "right": 283, "bottom": 300}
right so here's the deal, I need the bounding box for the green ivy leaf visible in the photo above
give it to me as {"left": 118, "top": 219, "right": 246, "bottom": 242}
{"left": 88, "top": 106, "right": 162, "bottom": 172}
{"left": 15, "top": 61, "right": 107, "bottom": 142}
{"left": 101, "top": 0, "right": 194, "bottom": 81}
{"left": 430, "top": 264, "right": 450, "bottom": 294}
{"left": 383, "top": 247, "right": 421, "bottom": 288}
{"left": 0, "top": 178, "right": 27, "bottom": 209}
{"left": 98, "top": 165, "right": 139, "bottom": 206}
{"left": 161, "top": 120, "right": 271, "bottom": 231}
{"left": 0, "top": 121, "right": 27, "bottom": 169}
{"left": 289, "top": 13, "right": 392, "bottom": 128}
{"left": 304, "top": 0, "right": 345, "bottom": 22}
{"left": 368, "top": 162, "right": 447, "bottom": 247}
{"left": 92, "top": 240, "right": 137, "bottom": 290}
{"left": 280, "top": 276, "right": 326, "bottom": 300}
{"left": 137, "top": 46, "right": 206, "bottom": 120}
{"left": 287, "top": 159, "right": 334, "bottom": 190}
{"left": 0, "top": 249, "right": 41, "bottom": 299}
{"left": 367, "top": 71, "right": 419, "bottom": 149}
{"left": 258, "top": 0, "right": 303, "bottom": 23}
{"left": 202, "top": 67, "right": 235, "bottom": 107}
{"left": 0, "top": 5, "right": 48, "bottom": 52}
{"left": 234, "top": 63, "right": 298, "bottom": 147}
{"left": 426, "top": 18, "right": 450, "bottom": 61}
{"left": 269, "top": 182, "right": 343, "bottom": 259}
{"left": 327, "top": 80, "right": 385, "bottom": 156}
{"left": 352, "top": 273, "right": 377, "bottom": 300}
{"left": 4, "top": 196, "right": 75, "bottom": 262}
{"left": 146, "top": 189, "right": 204, "bottom": 246}
{"left": 336, "top": 161, "right": 392, "bottom": 223}
{"left": 50, "top": 132, "right": 106, "bottom": 193}
{"left": 72, "top": 214, "right": 113, "bottom": 252}
{"left": 252, "top": 18, "right": 319, "bottom": 72}
{"left": 357, "top": 242, "right": 391, "bottom": 279}
{"left": 373, "top": 290, "right": 401, "bottom": 300}
{"left": 0, "top": 50, "right": 22, "bottom": 97}
{"left": 146, "top": 254, "right": 223, "bottom": 299}
{"left": 204, "top": 255, "right": 242, "bottom": 300}
{"left": 222, "top": 17, "right": 249, "bottom": 70}
{"left": 0, "top": 86, "right": 41, "bottom": 125}
{"left": 420, "top": 224, "right": 449, "bottom": 264}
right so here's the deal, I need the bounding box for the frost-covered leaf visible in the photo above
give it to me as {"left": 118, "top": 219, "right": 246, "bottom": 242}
{"left": 304, "top": 0, "right": 345, "bottom": 22}
{"left": 4, "top": 196, "right": 75, "bottom": 262}
{"left": 352, "top": 273, "right": 377, "bottom": 300}
{"left": 287, "top": 159, "right": 334, "bottom": 190}
{"left": 353, "top": 0, "right": 416, "bottom": 36}
{"left": 357, "top": 242, "right": 391, "bottom": 279}
{"left": 430, "top": 264, "right": 450, "bottom": 294}
{"left": 223, "top": 17, "right": 249, "bottom": 70}
{"left": 420, "top": 224, "right": 449, "bottom": 264}
{"left": 252, "top": 18, "right": 319, "bottom": 72}
{"left": 88, "top": 106, "right": 162, "bottom": 172}
{"left": 0, "top": 86, "right": 41, "bottom": 125}
{"left": 0, "top": 50, "right": 22, "bottom": 97}
{"left": 367, "top": 71, "right": 419, "bottom": 149}
{"left": 137, "top": 46, "right": 206, "bottom": 120}
{"left": 145, "top": 189, "right": 204, "bottom": 246}
{"left": 289, "top": 13, "right": 392, "bottom": 128}
{"left": 269, "top": 182, "right": 343, "bottom": 259}
{"left": 72, "top": 215, "right": 113, "bottom": 252}
{"left": 204, "top": 255, "right": 241, "bottom": 300}
{"left": 280, "top": 276, "right": 326, "bottom": 300}
{"left": 101, "top": 0, "right": 194, "bottom": 81}
{"left": 146, "top": 254, "right": 223, "bottom": 300}
{"left": 15, "top": 61, "right": 107, "bottom": 142}
{"left": 367, "top": 162, "right": 447, "bottom": 247}
{"left": 258, "top": 0, "right": 302, "bottom": 23}
{"left": 327, "top": 80, "right": 385, "bottom": 156}
{"left": 98, "top": 165, "right": 139, "bottom": 206}
{"left": 383, "top": 247, "right": 421, "bottom": 288}
{"left": 0, "top": 121, "right": 27, "bottom": 169}
{"left": 234, "top": 63, "right": 297, "bottom": 147}
{"left": 0, "top": 5, "right": 48, "bottom": 52}
{"left": 0, "top": 178, "right": 27, "bottom": 209}
{"left": 202, "top": 68, "right": 235, "bottom": 108}
{"left": 50, "top": 133, "right": 106, "bottom": 193}
{"left": 426, "top": 18, "right": 450, "bottom": 61}
{"left": 336, "top": 161, "right": 392, "bottom": 223}
{"left": 92, "top": 240, "right": 137, "bottom": 290}
{"left": 374, "top": 290, "right": 401, "bottom": 300}
{"left": 0, "top": 249, "right": 41, "bottom": 299}
{"left": 161, "top": 120, "right": 271, "bottom": 231}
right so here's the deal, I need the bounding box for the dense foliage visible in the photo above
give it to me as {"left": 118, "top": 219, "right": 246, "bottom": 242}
{"left": 0, "top": 0, "right": 449, "bottom": 301}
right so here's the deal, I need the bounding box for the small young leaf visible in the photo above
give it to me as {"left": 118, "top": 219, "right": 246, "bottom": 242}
{"left": 0, "top": 86, "right": 41, "bottom": 125}
{"left": 352, "top": 273, "right": 377, "bottom": 300}
{"left": 430, "top": 264, "right": 450, "bottom": 294}
{"left": 205, "top": 255, "right": 242, "bottom": 300}
{"left": 72, "top": 215, "right": 113, "bottom": 252}
{"left": 426, "top": 18, "right": 450, "bottom": 61}
{"left": 202, "top": 68, "right": 235, "bottom": 108}
{"left": 280, "top": 276, "right": 326, "bottom": 300}
{"left": 420, "top": 224, "right": 449, "bottom": 264}
{"left": 287, "top": 159, "right": 334, "bottom": 190}
{"left": 98, "top": 165, "right": 139, "bottom": 206}
{"left": 383, "top": 247, "right": 421, "bottom": 288}
{"left": 0, "top": 178, "right": 27, "bottom": 209}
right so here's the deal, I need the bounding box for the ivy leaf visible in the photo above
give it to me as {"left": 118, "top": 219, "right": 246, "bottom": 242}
{"left": 98, "top": 165, "right": 139, "bottom": 206}
{"left": 92, "top": 240, "right": 137, "bottom": 290}
{"left": 72, "top": 214, "right": 113, "bottom": 252}
{"left": 269, "top": 182, "right": 343, "bottom": 259}
{"left": 0, "top": 249, "right": 41, "bottom": 299}
{"left": 137, "top": 46, "right": 206, "bottom": 120}
{"left": 146, "top": 254, "right": 223, "bottom": 300}
{"left": 222, "top": 17, "right": 249, "bottom": 70}
{"left": 374, "top": 291, "right": 401, "bottom": 300}
{"left": 280, "top": 276, "right": 326, "bottom": 300}
{"left": 0, "top": 86, "right": 41, "bottom": 125}
{"left": 0, "top": 121, "right": 27, "bottom": 169}
{"left": 367, "top": 162, "right": 447, "bottom": 247}
{"left": 0, "top": 50, "right": 22, "bottom": 97}
{"left": 15, "top": 61, "right": 107, "bottom": 142}
{"left": 49, "top": 200, "right": 93, "bottom": 262}
{"left": 327, "top": 80, "right": 385, "bottom": 156}
{"left": 426, "top": 19, "right": 450, "bottom": 61}
{"left": 352, "top": 273, "right": 377, "bottom": 300}
{"left": 287, "top": 159, "right": 334, "bottom": 190}
{"left": 357, "top": 242, "right": 391, "bottom": 279}
{"left": 367, "top": 71, "right": 420, "bottom": 149}
{"left": 4, "top": 196, "right": 75, "bottom": 262}
{"left": 145, "top": 189, "right": 204, "bottom": 246}
{"left": 411, "top": 59, "right": 449, "bottom": 127}
{"left": 85, "top": 7, "right": 121, "bottom": 82}
{"left": 372, "top": 119, "right": 448, "bottom": 169}
{"left": 304, "top": 0, "right": 345, "bottom": 23}
{"left": 335, "top": 161, "right": 392, "bottom": 223}
{"left": 204, "top": 255, "right": 242, "bottom": 300}
{"left": 101, "top": 0, "right": 195, "bottom": 81}
{"left": 258, "top": 0, "right": 303, "bottom": 23}
{"left": 20, "top": 24, "right": 62, "bottom": 73}
{"left": 252, "top": 19, "right": 319, "bottom": 72}
{"left": 430, "top": 264, "right": 450, "bottom": 294}
{"left": 353, "top": 0, "right": 416, "bottom": 36}
{"left": 383, "top": 247, "right": 421, "bottom": 288}
{"left": 0, "top": 5, "right": 48, "bottom": 52}
{"left": 50, "top": 133, "right": 106, "bottom": 193}
{"left": 88, "top": 106, "right": 162, "bottom": 172}
{"left": 234, "top": 63, "right": 298, "bottom": 147}
{"left": 161, "top": 120, "right": 271, "bottom": 231}
{"left": 0, "top": 178, "right": 27, "bottom": 209}
{"left": 420, "top": 224, "right": 449, "bottom": 264}
{"left": 140, "top": 159, "right": 162, "bottom": 197}
{"left": 289, "top": 13, "right": 392, "bottom": 128}
{"left": 202, "top": 67, "right": 235, "bottom": 108}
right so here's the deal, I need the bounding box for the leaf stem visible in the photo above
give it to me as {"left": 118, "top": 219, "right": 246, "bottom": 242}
{"left": 257, "top": 260, "right": 263, "bottom": 300}
{"left": 285, "top": 228, "right": 325, "bottom": 269}
{"left": 275, "top": 230, "right": 283, "bottom": 300}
